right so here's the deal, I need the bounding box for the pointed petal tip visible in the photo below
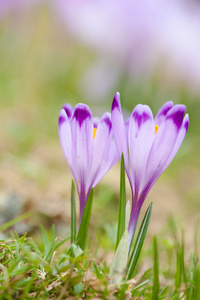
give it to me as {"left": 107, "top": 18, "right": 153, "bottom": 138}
{"left": 161, "top": 101, "right": 174, "bottom": 114}
{"left": 62, "top": 103, "right": 73, "bottom": 118}
{"left": 184, "top": 114, "right": 189, "bottom": 131}
{"left": 72, "top": 103, "right": 92, "bottom": 126}
{"left": 58, "top": 109, "right": 67, "bottom": 127}
{"left": 112, "top": 92, "right": 121, "bottom": 111}
{"left": 102, "top": 112, "right": 112, "bottom": 132}
{"left": 167, "top": 104, "right": 187, "bottom": 129}
{"left": 155, "top": 101, "right": 174, "bottom": 124}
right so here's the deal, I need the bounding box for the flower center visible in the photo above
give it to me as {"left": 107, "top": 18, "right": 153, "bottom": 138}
{"left": 93, "top": 128, "right": 97, "bottom": 139}
{"left": 155, "top": 124, "right": 159, "bottom": 135}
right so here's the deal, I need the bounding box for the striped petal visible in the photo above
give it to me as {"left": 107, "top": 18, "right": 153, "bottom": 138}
{"left": 58, "top": 108, "right": 73, "bottom": 174}
{"left": 92, "top": 114, "right": 120, "bottom": 187}
{"left": 111, "top": 92, "right": 130, "bottom": 179}
{"left": 155, "top": 101, "right": 173, "bottom": 126}
{"left": 89, "top": 113, "right": 112, "bottom": 184}
{"left": 141, "top": 104, "right": 187, "bottom": 196}
{"left": 71, "top": 104, "right": 94, "bottom": 214}
{"left": 163, "top": 113, "right": 189, "bottom": 171}
{"left": 62, "top": 103, "right": 73, "bottom": 119}
{"left": 129, "top": 104, "right": 155, "bottom": 199}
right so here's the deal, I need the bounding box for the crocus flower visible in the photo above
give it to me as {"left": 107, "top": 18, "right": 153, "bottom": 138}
{"left": 59, "top": 103, "right": 119, "bottom": 222}
{"left": 111, "top": 92, "right": 189, "bottom": 245}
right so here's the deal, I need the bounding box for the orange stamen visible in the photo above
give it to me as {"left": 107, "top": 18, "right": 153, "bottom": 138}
{"left": 155, "top": 124, "right": 159, "bottom": 135}
{"left": 93, "top": 128, "right": 97, "bottom": 139}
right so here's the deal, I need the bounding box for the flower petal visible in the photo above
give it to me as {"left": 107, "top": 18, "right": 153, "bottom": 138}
{"left": 89, "top": 112, "right": 112, "bottom": 185}
{"left": 163, "top": 113, "right": 189, "bottom": 170}
{"left": 111, "top": 92, "right": 130, "bottom": 179}
{"left": 92, "top": 113, "right": 119, "bottom": 186}
{"left": 129, "top": 104, "right": 155, "bottom": 198}
{"left": 58, "top": 108, "right": 73, "bottom": 172}
{"left": 62, "top": 103, "right": 73, "bottom": 119}
{"left": 93, "top": 117, "right": 99, "bottom": 128}
{"left": 71, "top": 104, "right": 94, "bottom": 206}
{"left": 141, "top": 104, "right": 186, "bottom": 196}
{"left": 155, "top": 101, "right": 174, "bottom": 126}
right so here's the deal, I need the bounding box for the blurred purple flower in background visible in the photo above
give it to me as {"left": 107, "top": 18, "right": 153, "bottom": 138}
{"left": 55, "top": 0, "right": 200, "bottom": 99}
{"left": 59, "top": 103, "right": 119, "bottom": 222}
{"left": 111, "top": 92, "right": 189, "bottom": 245}
{"left": 0, "top": 0, "right": 42, "bottom": 18}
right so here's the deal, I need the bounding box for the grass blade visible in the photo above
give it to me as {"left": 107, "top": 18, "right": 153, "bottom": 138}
{"left": 152, "top": 236, "right": 159, "bottom": 300}
{"left": 0, "top": 211, "right": 33, "bottom": 232}
{"left": 71, "top": 180, "right": 76, "bottom": 244}
{"left": 116, "top": 154, "right": 126, "bottom": 250}
{"left": 55, "top": 235, "right": 71, "bottom": 250}
{"left": 40, "top": 225, "right": 56, "bottom": 263}
{"left": 126, "top": 202, "right": 153, "bottom": 280}
{"left": 175, "top": 249, "right": 181, "bottom": 290}
{"left": 46, "top": 225, "right": 56, "bottom": 263}
{"left": 40, "top": 225, "right": 49, "bottom": 257}
{"left": 189, "top": 250, "right": 194, "bottom": 298}
{"left": 76, "top": 189, "right": 93, "bottom": 250}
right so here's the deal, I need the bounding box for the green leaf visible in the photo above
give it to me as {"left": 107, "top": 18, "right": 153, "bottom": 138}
{"left": 152, "top": 236, "right": 159, "bottom": 300}
{"left": 175, "top": 249, "right": 181, "bottom": 290}
{"left": 109, "top": 229, "right": 129, "bottom": 284}
{"left": 0, "top": 211, "right": 33, "bottom": 232}
{"left": 189, "top": 250, "right": 194, "bottom": 298}
{"left": 55, "top": 235, "right": 71, "bottom": 250}
{"left": 0, "top": 264, "right": 9, "bottom": 288}
{"left": 125, "top": 201, "right": 130, "bottom": 229}
{"left": 76, "top": 188, "right": 93, "bottom": 250}
{"left": 40, "top": 225, "right": 56, "bottom": 263}
{"left": 71, "top": 180, "right": 76, "bottom": 244}
{"left": 116, "top": 153, "right": 126, "bottom": 250}
{"left": 40, "top": 225, "right": 49, "bottom": 257}
{"left": 126, "top": 202, "right": 153, "bottom": 280}
{"left": 71, "top": 244, "right": 83, "bottom": 258}
{"left": 74, "top": 282, "right": 85, "bottom": 295}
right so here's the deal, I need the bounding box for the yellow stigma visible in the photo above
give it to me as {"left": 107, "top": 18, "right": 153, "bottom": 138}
{"left": 155, "top": 124, "right": 159, "bottom": 135}
{"left": 93, "top": 127, "right": 97, "bottom": 139}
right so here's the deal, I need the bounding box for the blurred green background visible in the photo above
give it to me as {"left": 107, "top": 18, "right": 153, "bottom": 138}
{"left": 0, "top": 1, "right": 200, "bottom": 260}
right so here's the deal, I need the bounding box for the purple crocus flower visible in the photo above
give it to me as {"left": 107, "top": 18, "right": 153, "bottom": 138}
{"left": 59, "top": 103, "right": 119, "bottom": 222}
{"left": 111, "top": 92, "right": 189, "bottom": 245}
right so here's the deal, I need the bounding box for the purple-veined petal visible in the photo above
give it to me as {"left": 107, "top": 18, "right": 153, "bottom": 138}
{"left": 111, "top": 92, "right": 130, "bottom": 179}
{"left": 141, "top": 104, "right": 186, "bottom": 196}
{"left": 89, "top": 112, "right": 112, "bottom": 186}
{"left": 71, "top": 104, "right": 94, "bottom": 216}
{"left": 62, "top": 103, "right": 73, "bottom": 119}
{"left": 107, "top": 137, "right": 121, "bottom": 169}
{"left": 92, "top": 130, "right": 120, "bottom": 187}
{"left": 93, "top": 139, "right": 120, "bottom": 187}
{"left": 125, "top": 117, "right": 130, "bottom": 147}
{"left": 93, "top": 117, "right": 99, "bottom": 128}
{"left": 58, "top": 108, "right": 73, "bottom": 174}
{"left": 155, "top": 101, "right": 174, "bottom": 126}
{"left": 163, "top": 113, "right": 189, "bottom": 171}
{"left": 129, "top": 104, "right": 155, "bottom": 199}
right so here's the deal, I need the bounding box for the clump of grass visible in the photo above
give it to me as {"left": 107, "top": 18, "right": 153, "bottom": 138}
{"left": 0, "top": 226, "right": 135, "bottom": 299}
{"left": 0, "top": 214, "right": 200, "bottom": 299}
